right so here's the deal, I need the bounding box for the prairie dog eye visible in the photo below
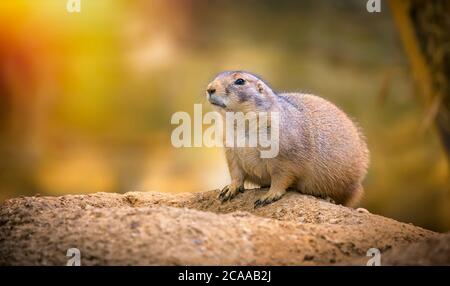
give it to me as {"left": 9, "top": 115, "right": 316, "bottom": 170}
{"left": 234, "top": 78, "right": 245, "bottom": 85}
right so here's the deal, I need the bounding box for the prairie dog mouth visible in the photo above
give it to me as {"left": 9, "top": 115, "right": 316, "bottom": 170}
{"left": 210, "top": 101, "right": 226, "bottom": 108}
{"left": 208, "top": 94, "right": 227, "bottom": 108}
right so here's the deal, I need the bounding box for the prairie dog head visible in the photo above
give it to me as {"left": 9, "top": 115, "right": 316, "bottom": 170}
{"left": 206, "top": 71, "right": 275, "bottom": 113}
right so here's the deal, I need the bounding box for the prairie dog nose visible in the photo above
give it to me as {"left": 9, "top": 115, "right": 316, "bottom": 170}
{"left": 207, "top": 87, "right": 216, "bottom": 95}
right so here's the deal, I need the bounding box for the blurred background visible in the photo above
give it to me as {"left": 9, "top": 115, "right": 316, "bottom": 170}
{"left": 0, "top": 0, "right": 448, "bottom": 231}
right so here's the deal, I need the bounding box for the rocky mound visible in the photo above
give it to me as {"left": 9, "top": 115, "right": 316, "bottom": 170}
{"left": 0, "top": 189, "right": 448, "bottom": 265}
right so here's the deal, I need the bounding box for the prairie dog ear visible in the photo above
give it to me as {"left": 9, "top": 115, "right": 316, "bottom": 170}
{"left": 256, "top": 81, "right": 265, "bottom": 94}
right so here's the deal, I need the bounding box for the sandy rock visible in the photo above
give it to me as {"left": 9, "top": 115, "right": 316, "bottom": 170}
{"left": 0, "top": 188, "right": 445, "bottom": 265}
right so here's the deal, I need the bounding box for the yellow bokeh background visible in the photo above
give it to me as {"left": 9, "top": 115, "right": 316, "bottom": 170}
{"left": 0, "top": 0, "right": 448, "bottom": 231}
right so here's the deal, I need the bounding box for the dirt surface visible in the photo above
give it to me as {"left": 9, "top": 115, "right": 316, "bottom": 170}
{"left": 0, "top": 188, "right": 448, "bottom": 265}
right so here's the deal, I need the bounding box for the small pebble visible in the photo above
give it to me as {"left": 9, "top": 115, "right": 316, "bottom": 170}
{"left": 192, "top": 239, "right": 203, "bottom": 245}
{"left": 356, "top": 208, "right": 370, "bottom": 214}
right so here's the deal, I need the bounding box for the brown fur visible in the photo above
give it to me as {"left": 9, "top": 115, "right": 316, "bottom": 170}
{"left": 207, "top": 71, "right": 369, "bottom": 208}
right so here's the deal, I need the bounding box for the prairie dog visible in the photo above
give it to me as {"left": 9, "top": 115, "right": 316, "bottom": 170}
{"left": 206, "top": 71, "right": 369, "bottom": 207}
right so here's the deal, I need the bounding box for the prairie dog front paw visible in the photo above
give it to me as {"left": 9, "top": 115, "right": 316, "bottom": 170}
{"left": 254, "top": 188, "right": 286, "bottom": 208}
{"left": 218, "top": 184, "right": 245, "bottom": 202}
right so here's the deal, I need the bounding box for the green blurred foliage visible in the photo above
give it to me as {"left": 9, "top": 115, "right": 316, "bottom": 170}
{"left": 0, "top": 0, "right": 448, "bottom": 231}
